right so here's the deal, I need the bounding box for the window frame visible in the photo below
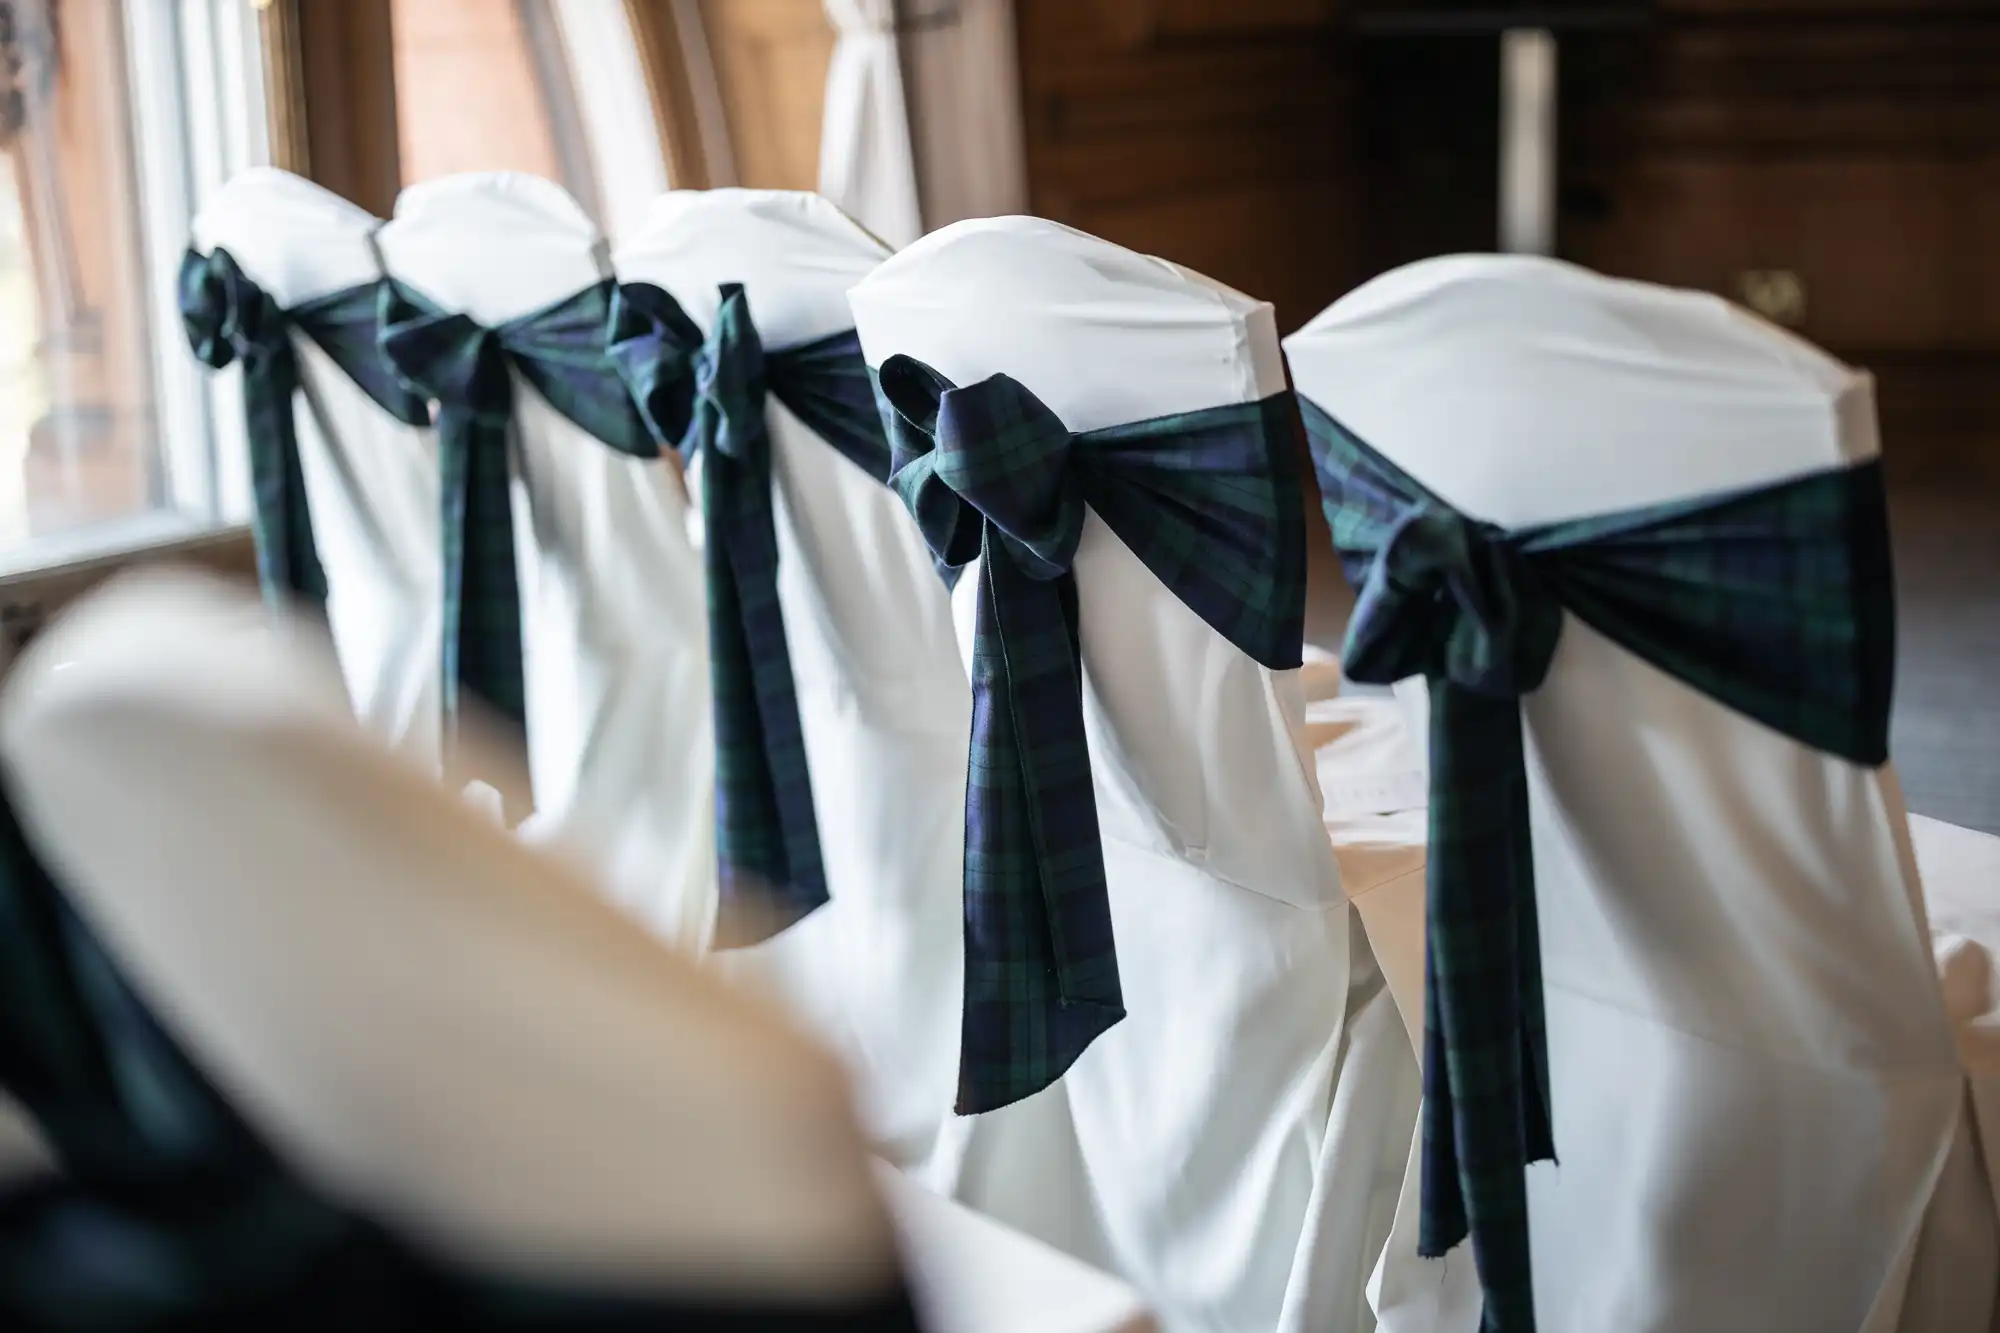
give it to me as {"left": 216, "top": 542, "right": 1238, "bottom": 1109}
{"left": 123, "top": 0, "right": 271, "bottom": 538}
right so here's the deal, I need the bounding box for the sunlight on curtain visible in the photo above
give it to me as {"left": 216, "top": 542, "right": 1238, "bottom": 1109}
{"left": 817, "top": 0, "right": 918, "bottom": 246}
{"left": 549, "top": 0, "right": 668, "bottom": 239}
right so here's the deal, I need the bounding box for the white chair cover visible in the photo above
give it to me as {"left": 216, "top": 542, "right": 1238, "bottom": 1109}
{"left": 190, "top": 168, "right": 442, "bottom": 766}
{"left": 613, "top": 188, "right": 971, "bottom": 1168}
{"left": 0, "top": 568, "right": 892, "bottom": 1300}
{"left": 1285, "top": 254, "right": 1981, "bottom": 1333}
{"left": 849, "top": 217, "right": 1418, "bottom": 1333}
{"left": 374, "top": 173, "right": 713, "bottom": 941}
{"left": 0, "top": 567, "right": 1162, "bottom": 1331}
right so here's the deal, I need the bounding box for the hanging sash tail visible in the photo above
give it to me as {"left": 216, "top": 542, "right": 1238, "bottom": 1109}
{"left": 608, "top": 282, "right": 895, "bottom": 944}
{"left": 177, "top": 247, "right": 427, "bottom": 615}
{"left": 1300, "top": 393, "right": 1895, "bottom": 1333}
{"left": 378, "top": 279, "right": 654, "bottom": 818}
{"left": 874, "top": 355, "right": 1307, "bottom": 1115}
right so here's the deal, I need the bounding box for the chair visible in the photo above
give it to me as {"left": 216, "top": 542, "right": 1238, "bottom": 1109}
{"left": 849, "top": 216, "right": 1418, "bottom": 1333}
{"left": 0, "top": 566, "right": 1157, "bottom": 1333}
{"left": 0, "top": 566, "right": 911, "bottom": 1321}
{"left": 373, "top": 173, "right": 713, "bottom": 941}
{"left": 186, "top": 168, "right": 441, "bottom": 764}
{"left": 611, "top": 189, "right": 971, "bottom": 1168}
{"left": 1285, "top": 254, "right": 1990, "bottom": 1333}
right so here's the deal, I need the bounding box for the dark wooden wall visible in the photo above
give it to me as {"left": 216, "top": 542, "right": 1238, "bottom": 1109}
{"left": 1014, "top": 1, "right": 1358, "bottom": 336}
{"left": 1564, "top": 0, "right": 2000, "bottom": 477}
{"left": 1014, "top": 0, "right": 2000, "bottom": 477}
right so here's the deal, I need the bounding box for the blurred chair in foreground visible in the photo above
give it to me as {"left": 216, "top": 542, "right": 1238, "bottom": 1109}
{"left": 0, "top": 568, "right": 910, "bottom": 1328}
{"left": 0, "top": 568, "right": 1153, "bottom": 1333}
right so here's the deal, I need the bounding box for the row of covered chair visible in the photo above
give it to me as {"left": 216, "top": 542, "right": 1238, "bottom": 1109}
{"left": 166, "top": 168, "right": 2000, "bottom": 1333}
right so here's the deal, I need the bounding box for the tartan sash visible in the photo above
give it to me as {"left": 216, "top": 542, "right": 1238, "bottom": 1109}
{"left": 377, "top": 280, "right": 651, "bottom": 800}
{"left": 606, "top": 282, "right": 892, "bottom": 940}
{"left": 0, "top": 773, "right": 923, "bottom": 1331}
{"left": 177, "top": 247, "right": 427, "bottom": 613}
{"left": 1302, "top": 394, "right": 1895, "bottom": 1333}
{"left": 875, "top": 355, "right": 1307, "bottom": 1115}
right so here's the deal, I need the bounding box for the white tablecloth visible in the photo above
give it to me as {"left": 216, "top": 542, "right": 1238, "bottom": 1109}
{"left": 1909, "top": 813, "right": 2000, "bottom": 1238}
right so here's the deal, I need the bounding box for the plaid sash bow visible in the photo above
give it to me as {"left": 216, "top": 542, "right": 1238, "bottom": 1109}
{"left": 0, "top": 771, "right": 923, "bottom": 1331}
{"left": 607, "top": 282, "right": 892, "bottom": 939}
{"left": 178, "top": 247, "right": 427, "bottom": 613}
{"left": 1303, "top": 395, "right": 1895, "bottom": 1333}
{"left": 377, "top": 280, "right": 652, "bottom": 800}
{"left": 876, "top": 355, "right": 1307, "bottom": 1114}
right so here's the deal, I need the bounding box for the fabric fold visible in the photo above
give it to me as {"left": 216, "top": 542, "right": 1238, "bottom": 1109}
{"left": 607, "top": 282, "right": 892, "bottom": 938}
{"left": 875, "top": 354, "right": 1305, "bottom": 1115}
{"left": 1302, "top": 392, "right": 1895, "bottom": 1333}
{"left": 177, "top": 247, "right": 427, "bottom": 613}
{"left": 377, "top": 280, "right": 649, "bottom": 802}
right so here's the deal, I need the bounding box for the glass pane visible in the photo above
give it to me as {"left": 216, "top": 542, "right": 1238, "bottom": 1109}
{"left": 1, "top": 0, "right": 159, "bottom": 546}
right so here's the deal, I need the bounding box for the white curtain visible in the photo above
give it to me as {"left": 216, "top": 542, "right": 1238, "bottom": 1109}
{"left": 900, "top": 0, "right": 1029, "bottom": 229}
{"left": 818, "top": 0, "right": 922, "bottom": 248}
{"left": 547, "top": 0, "right": 672, "bottom": 240}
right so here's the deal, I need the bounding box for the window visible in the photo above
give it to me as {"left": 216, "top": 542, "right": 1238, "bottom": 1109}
{"left": 0, "top": 0, "right": 268, "bottom": 566}
{"left": 388, "top": 0, "right": 668, "bottom": 239}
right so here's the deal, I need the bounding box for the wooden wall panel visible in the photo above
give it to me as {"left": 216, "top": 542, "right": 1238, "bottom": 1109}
{"left": 1016, "top": 0, "right": 2000, "bottom": 475}
{"left": 1016, "top": 0, "right": 1356, "bottom": 332}
{"left": 1559, "top": 2, "right": 2000, "bottom": 475}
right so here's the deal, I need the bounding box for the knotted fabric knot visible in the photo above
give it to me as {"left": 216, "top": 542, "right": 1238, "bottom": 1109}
{"left": 178, "top": 246, "right": 283, "bottom": 374}
{"left": 605, "top": 281, "right": 701, "bottom": 449}
{"left": 689, "top": 285, "right": 771, "bottom": 469}
{"left": 377, "top": 304, "right": 513, "bottom": 429}
{"left": 1346, "top": 500, "right": 1563, "bottom": 699}
{"left": 877, "top": 354, "right": 1086, "bottom": 586}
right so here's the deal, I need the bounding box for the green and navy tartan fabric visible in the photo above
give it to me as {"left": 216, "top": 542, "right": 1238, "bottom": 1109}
{"left": 607, "top": 282, "right": 893, "bottom": 940}
{"left": 178, "top": 247, "right": 428, "bottom": 615}
{"left": 0, "top": 772, "right": 923, "bottom": 1331}
{"left": 875, "top": 355, "right": 1306, "bottom": 1115}
{"left": 1301, "top": 394, "right": 1894, "bottom": 1333}
{"left": 377, "top": 280, "right": 651, "bottom": 802}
